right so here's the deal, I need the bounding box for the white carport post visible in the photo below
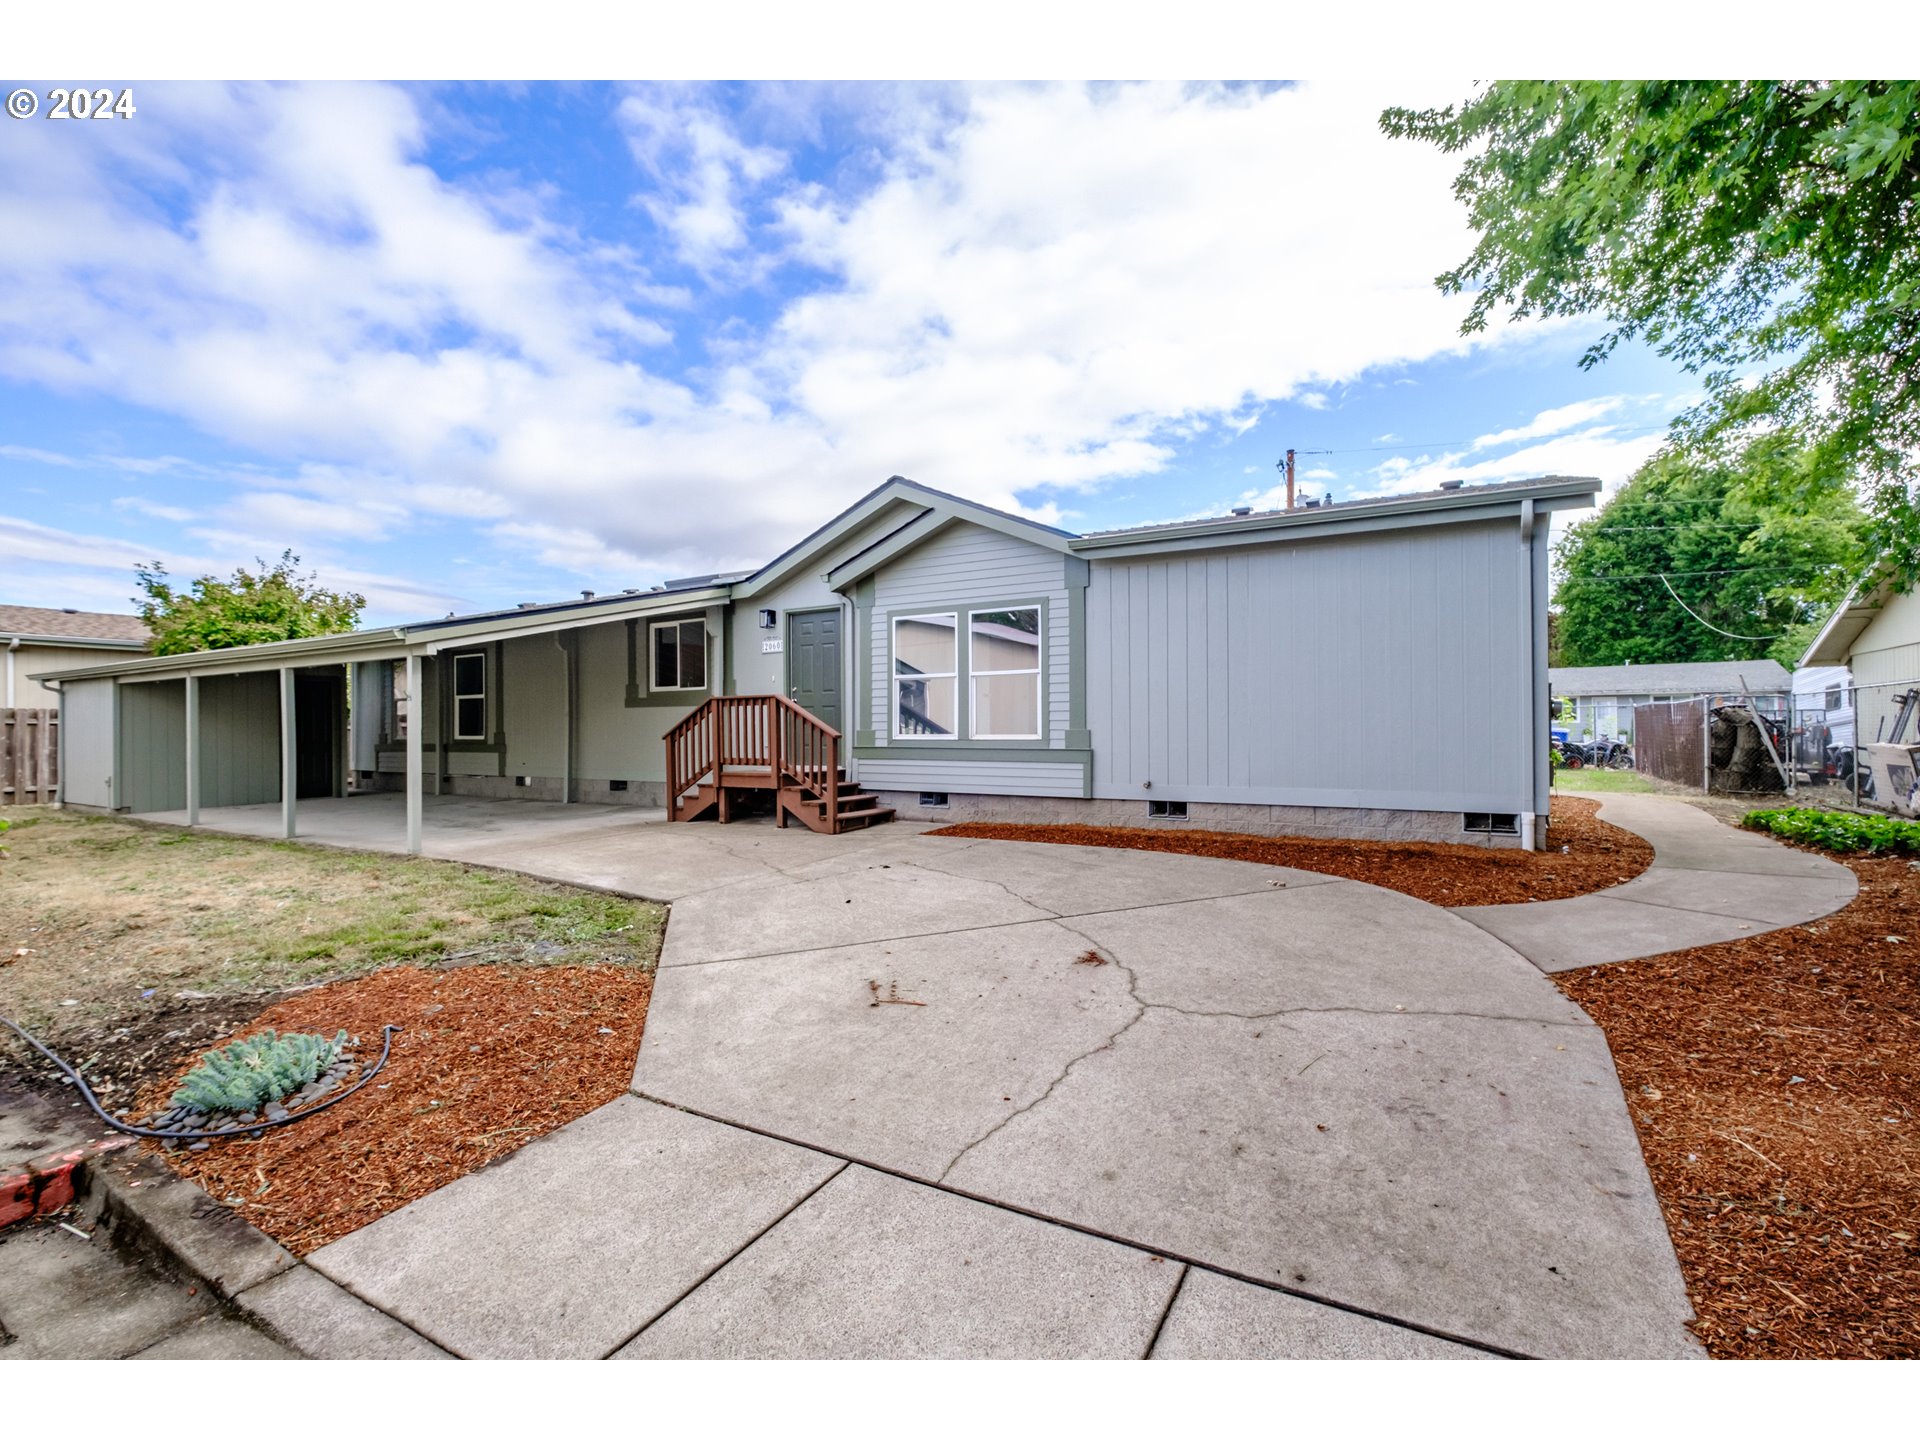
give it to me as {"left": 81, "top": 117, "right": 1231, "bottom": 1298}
{"left": 184, "top": 674, "right": 200, "bottom": 827}
{"left": 279, "top": 666, "right": 297, "bottom": 839}
{"left": 404, "top": 651, "right": 423, "bottom": 855}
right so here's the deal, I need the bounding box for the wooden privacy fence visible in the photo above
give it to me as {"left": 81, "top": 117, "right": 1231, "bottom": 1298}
{"left": 2, "top": 707, "right": 59, "bottom": 806}
{"left": 1633, "top": 698, "right": 1707, "bottom": 788}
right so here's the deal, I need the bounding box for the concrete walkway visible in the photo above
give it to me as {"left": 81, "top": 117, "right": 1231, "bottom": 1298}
{"left": 131, "top": 789, "right": 1848, "bottom": 1358}
{"left": 162, "top": 796, "right": 1699, "bottom": 1359}
{"left": 1453, "top": 792, "right": 1858, "bottom": 972}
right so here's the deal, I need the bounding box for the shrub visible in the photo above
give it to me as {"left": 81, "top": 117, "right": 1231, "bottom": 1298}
{"left": 172, "top": 1028, "right": 347, "bottom": 1114}
{"left": 1741, "top": 807, "right": 1920, "bottom": 855}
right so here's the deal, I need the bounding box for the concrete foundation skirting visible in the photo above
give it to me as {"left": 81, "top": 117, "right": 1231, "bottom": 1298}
{"left": 352, "top": 772, "right": 666, "bottom": 808}
{"left": 871, "top": 791, "right": 1531, "bottom": 848}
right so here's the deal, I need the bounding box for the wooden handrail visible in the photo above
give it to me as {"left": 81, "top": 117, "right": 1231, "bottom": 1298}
{"left": 664, "top": 694, "right": 841, "bottom": 824}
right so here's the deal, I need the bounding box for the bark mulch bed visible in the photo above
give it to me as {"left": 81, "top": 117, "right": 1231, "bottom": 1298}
{"left": 1556, "top": 850, "right": 1920, "bottom": 1359}
{"left": 133, "top": 962, "right": 653, "bottom": 1255}
{"left": 928, "top": 794, "right": 1650, "bottom": 906}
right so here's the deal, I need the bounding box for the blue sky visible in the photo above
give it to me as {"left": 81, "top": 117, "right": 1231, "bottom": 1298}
{"left": 0, "top": 80, "right": 1699, "bottom": 624}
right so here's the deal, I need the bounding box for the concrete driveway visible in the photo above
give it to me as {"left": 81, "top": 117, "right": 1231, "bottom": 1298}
{"left": 176, "top": 796, "right": 1697, "bottom": 1358}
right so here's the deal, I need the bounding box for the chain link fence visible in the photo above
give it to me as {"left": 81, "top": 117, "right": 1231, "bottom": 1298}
{"left": 1624, "top": 675, "right": 1920, "bottom": 807}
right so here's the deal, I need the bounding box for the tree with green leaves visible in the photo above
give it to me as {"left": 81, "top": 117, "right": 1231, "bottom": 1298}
{"left": 1554, "top": 436, "right": 1866, "bottom": 667}
{"left": 134, "top": 550, "right": 365, "bottom": 656}
{"left": 1382, "top": 82, "right": 1919, "bottom": 583}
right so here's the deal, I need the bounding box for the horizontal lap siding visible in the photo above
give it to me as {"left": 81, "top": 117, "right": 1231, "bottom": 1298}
{"left": 868, "top": 522, "right": 1071, "bottom": 755}
{"left": 1087, "top": 520, "right": 1531, "bottom": 811}
{"left": 858, "top": 760, "right": 1084, "bottom": 797}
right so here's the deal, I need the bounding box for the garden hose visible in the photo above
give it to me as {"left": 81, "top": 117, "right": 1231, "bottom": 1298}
{"left": 0, "top": 1012, "right": 402, "bottom": 1141}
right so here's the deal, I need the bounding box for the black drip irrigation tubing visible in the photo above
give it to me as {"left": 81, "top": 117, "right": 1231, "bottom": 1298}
{"left": 0, "top": 1014, "right": 402, "bottom": 1141}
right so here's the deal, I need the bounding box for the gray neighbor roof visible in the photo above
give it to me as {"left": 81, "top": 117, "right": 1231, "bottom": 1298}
{"left": 0, "top": 604, "right": 149, "bottom": 645}
{"left": 1549, "top": 659, "right": 1792, "bottom": 699}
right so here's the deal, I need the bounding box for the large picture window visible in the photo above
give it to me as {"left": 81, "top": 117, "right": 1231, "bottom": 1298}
{"left": 968, "top": 607, "right": 1041, "bottom": 739}
{"left": 452, "top": 652, "right": 486, "bottom": 740}
{"left": 893, "top": 613, "right": 957, "bottom": 737}
{"left": 650, "top": 618, "right": 707, "bottom": 691}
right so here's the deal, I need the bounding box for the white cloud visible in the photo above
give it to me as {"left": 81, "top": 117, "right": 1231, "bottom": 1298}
{"left": 1470, "top": 396, "right": 1625, "bottom": 451}
{"left": 0, "top": 444, "right": 80, "bottom": 467}
{"left": 114, "top": 496, "right": 198, "bottom": 523}
{"left": 0, "top": 512, "right": 463, "bottom": 618}
{"left": 0, "top": 79, "right": 1534, "bottom": 589}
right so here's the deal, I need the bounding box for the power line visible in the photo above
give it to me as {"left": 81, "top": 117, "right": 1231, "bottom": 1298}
{"left": 1658, "top": 573, "right": 1784, "bottom": 641}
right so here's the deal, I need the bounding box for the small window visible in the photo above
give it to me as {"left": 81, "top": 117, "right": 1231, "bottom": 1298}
{"left": 1147, "top": 800, "right": 1188, "bottom": 820}
{"left": 650, "top": 619, "right": 708, "bottom": 691}
{"left": 894, "top": 613, "right": 958, "bottom": 737}
{"left": 918, "top": 792, "right": 950, "bottom": 808}
{"left": 1825, "top": 686, "right": 1843, "bottom": 711}
{"left": 1463, "top": 812, "right": 1519, "bottom": 835}
{"left": 969, "top": 607, "right": 1041, "bottom": 739}
{"left": 452, "top": 652, "right": 486, "bottom": 740}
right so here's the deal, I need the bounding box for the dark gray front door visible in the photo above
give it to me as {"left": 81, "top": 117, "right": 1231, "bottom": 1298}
{"left": 788, "top": 609, "right": 842, "bottom": 733}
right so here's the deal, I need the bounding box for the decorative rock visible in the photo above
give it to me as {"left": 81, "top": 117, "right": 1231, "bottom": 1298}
{"left": 188, "top": 1141, "right": 210, "bottom": 1152}
{"left": 265, "top": 1103, "right": 289, "bottom": 1122}
{"left": 237, "top": 1113, "right": 259, "bottom": 1125}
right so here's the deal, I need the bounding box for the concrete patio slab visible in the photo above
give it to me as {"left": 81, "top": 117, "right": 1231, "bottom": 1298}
{"left": 1458, "top": 894, "right": 1773, "bottom": 972}
{"left": 1065, "top": 882, "right": 1581, "bottom": 1023}
{"left": 309, "top": 1095, "right": 842, "bottom": 1359}
{"left": 941, "top": 1006, "right": 1700, "bottom": 1359}
{"left": 1149, "top": 1268, "right": 1492, "bottom": 1359}
{"left": 1591, "top": 793, "right": 1842, "bottom": 878}
{"left": 632, "top": 919, "right": 1142, "bottom": 1179}
{"left": 235, "top": 1264, "right": 453, "bottom": 1359}
{"left": 129, "top": 1313, "right": 293, "bottom": 1359}
{"left": 616, "top": 1165, "right": 1180, "bottom": 1359}
{"left": 0, "top": 1224, "right": 211, "bottom": 1360}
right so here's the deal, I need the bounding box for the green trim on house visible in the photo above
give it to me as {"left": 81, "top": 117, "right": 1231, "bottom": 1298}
{"left": 880, "top": 596, "right": 1053, "bottom": 747}
{"left": 623, "top": 610, "right": 717, "bottom": 708}
{"left": 1064, "top": 554, "right": 1089, "bottom": 749}
{"left": 852, "top": 577, "right": 876, "bottom": 746}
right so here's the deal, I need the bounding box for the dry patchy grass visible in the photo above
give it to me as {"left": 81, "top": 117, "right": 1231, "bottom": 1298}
{"left": 0, "top": 809, "right": 663, "bottom": 1046}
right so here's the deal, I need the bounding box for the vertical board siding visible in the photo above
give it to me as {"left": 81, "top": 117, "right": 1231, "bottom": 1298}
{"left": 60, "top": 678, "right": 114, "bottom": 808}
{"left": 1087, "top": 520, "right": 1533, "bottom": 809}
{"left": 199, "top": 672, "right": 282, "bottom": 808}
{"left": 867, "top": 522, "right": 1071, "bottom": 750}
{"left": 118, "top": 679, "right": 187, "bottom": 813}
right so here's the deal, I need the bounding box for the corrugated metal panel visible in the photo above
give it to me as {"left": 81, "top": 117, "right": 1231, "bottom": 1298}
{"left": 1087, "top": 520, "right": 1533, "bottom": 810}
{"left": 60, "top": 678, "right": 115, "bottom": 808}
{"left": 118, "top": 679, "right": 186, "bottom": 813}
{"left": 857, "top": 759, "right": 1084, "bottom": 797}
{"left": 866, "top": 521, "right": 1070, "bottom": 752}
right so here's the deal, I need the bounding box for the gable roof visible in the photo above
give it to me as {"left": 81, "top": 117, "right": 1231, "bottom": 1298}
{"left": 0, "top": 605, "right": 149, "bottom": 647}
{"left": 737, "top": 476, "right": 1074, "bottom": 598}
{"left": 1800, "top": 576, "right": 1895, "bottom": 667}
{"left": 1549, "top": 659, "right": 1791, "bottom": 699}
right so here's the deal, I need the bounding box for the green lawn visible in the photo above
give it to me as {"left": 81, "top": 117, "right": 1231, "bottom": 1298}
{"left": 1551, "top": 766, "right": 1655, "bottom": 794}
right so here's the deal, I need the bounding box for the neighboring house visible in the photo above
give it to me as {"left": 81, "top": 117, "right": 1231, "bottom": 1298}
{"left": 1549, "top": 659, "right": 1792, "bottom": 742}
{"left": 1801, "top": 574, "right": 1920, "bottom": 745}
{"left": 34, "top": 473, "right": 1596, "bottom": 850}
{"left": 1, "top": 605, "right": 149, "bottom": 707}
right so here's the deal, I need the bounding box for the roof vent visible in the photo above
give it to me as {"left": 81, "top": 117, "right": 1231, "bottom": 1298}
{"left": 518, "top": 602, "right": 539, "bottom": 609}
{"left": 580, "top": 590, "right": 595, "bottom": 602}
{"left": 622, "top": 588, "right": 639, "bottom": 595}
{"left": 1230, "top": 506, "right": 1253, "bottom": 517}
{"left": 1439, "top": 479, "right": 1465, "bottom": 491}
{"left": 61, "top": 607, "right": 79, "bottom": 614}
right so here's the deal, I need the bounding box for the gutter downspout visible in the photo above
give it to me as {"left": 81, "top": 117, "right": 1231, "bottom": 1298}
{"left": 1519, "top": 497, "right": 1540, "bottom": 852}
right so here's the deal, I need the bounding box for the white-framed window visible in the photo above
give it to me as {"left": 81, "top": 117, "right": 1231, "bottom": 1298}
{"left": 650, "top": 618, "right": 707, "bottom": 691}
{"left": 968, "top": 606, "right": 1041, "bottom": 739}
{"left": 893, "top": 612, "right": 957, "bottom": 737}
{"left": 452, "top": 652, "right": 486, "bottom": 740}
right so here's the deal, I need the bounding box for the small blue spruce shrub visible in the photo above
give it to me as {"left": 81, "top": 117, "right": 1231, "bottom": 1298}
{"left": 172, "top": 1028, "right": 348, "bottom": 1114}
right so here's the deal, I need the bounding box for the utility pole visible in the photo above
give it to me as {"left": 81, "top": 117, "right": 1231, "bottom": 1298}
{"left": 1279, "top": 448, "right": 1296, "bottom": 509}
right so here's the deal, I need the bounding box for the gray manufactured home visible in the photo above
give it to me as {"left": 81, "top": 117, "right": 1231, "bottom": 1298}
{"left": 35, "top": 474, "right": 1595, "bottom": 850}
